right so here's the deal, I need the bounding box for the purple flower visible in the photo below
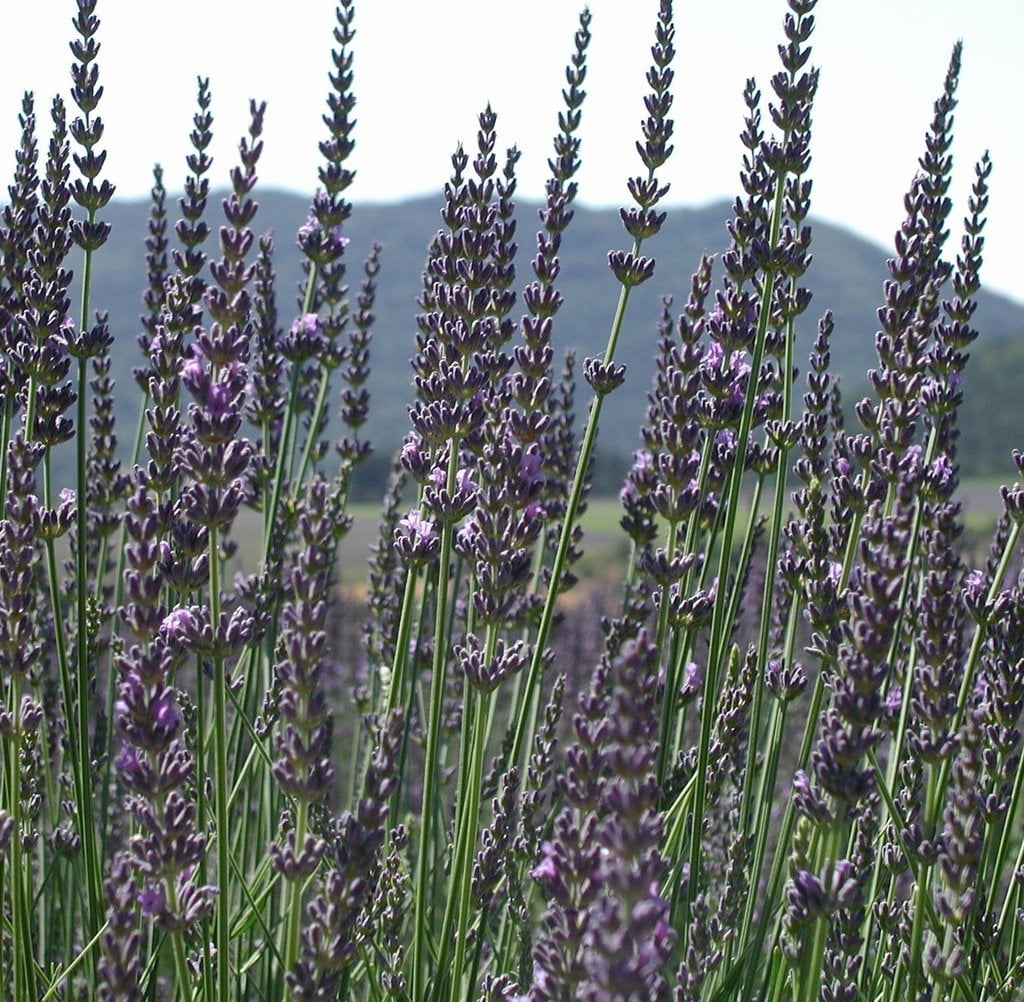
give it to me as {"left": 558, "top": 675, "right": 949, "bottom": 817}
{"left": 399, "top": 508, "right": 436, "bottom": 546}
{"left": 298, "top": 213, "right": 319, "bottom": 244}
{"left": 206, "top": 383, "right": 232, "bottom": 418}
{"left": 519, "top": 451, "right": 544, "bottom": 484}
{"left": 180, "top": 343, "right": 204, "bottom": 383}
{"left": 632, "top": 449, "right": 654, "bottom": 473}
{"left": 401, "top": 433, "right": 423, "bottom": 466}
{"left": 152, "top": 690, "right": 180, "bottom": 733}
{"left": 531, "top": 841, "right": 559, "bottom": 882}
{"left": 933, "top": 454, "right": 954, "bottom": 484}
{"left": 161, "top": 607, "right": 197, "bottom": 645}
{"left": 138, "top": 883, "right": 165, "bottom": 916}
{"left": 116, "top": 742, "right": 142, "bottom": 779}
{"left": 291, "top": 313, "right": 321, "bottom": 337}
{"left": 298, "top": 214, "right": 348, "bottom": 251}
{"left": 883, "top": 685, "right": 903, "bottom": 727}
{"left": 963, "top": 569, "right": 992, "bottom": 624}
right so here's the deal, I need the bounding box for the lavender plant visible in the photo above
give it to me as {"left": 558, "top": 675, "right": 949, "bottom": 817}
{"left": 0, "top": 0, "right": 1022, "bottom": 1000}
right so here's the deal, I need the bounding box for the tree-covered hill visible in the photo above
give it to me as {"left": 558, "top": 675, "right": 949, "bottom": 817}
{"left": 81, "top": 190, "right": 1024, "bottom": 484}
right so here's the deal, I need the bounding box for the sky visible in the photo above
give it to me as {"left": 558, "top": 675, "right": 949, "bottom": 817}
{"left": 1, "top": 0, "right": 1021, "bottom": 304}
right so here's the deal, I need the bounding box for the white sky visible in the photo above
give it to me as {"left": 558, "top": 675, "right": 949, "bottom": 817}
{"left": 2, "top": 1, "right": 1021, "bottom": 304}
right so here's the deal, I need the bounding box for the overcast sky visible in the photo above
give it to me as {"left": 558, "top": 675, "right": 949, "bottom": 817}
{"left": 2, "top": 1, "right": 1021, "bottom": 304}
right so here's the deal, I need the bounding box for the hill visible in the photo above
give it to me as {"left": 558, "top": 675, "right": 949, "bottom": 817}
{"left": 83, "top": 190, "right": 1024, "bottom": 483}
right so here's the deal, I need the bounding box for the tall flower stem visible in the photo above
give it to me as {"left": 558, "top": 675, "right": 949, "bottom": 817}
{"left": 74, "top": 247, "right": 103, "bottom": 938}
{"left": 210, "top": 523, "right": 230, "bottom": 1002}
{"left": 506, "top": 0, "right": 674, "bottom": 778}
{"left": 655, "top": 434, "right": 714, "bottom": 786}
{"left": 282, "top": 800, "right": 308, "bottom": 977}
{"left": 68, "top": 0, "right": 114, "bottom": 940}
{"left": 507, "top": 240, "right": 641, "bottom": 775}
{"left": 0, "top": 398, "right": 11, "bottom": 521}
{"left": 98, "top": 390, "right": 150, "bottom": 844}
{"left": 688, "top": 170, "right": 787, "bottom": 916}
{"left": 7, "top": 690, "right": 36, "bottom": 1001}
{"left": 740, "top": 296, "right": 798, "bottom": 833}
{"left": 293, "top": 366, "right": 332, "bottom": 488}
{"left": 412, "top": 493, "right": 458, "bottom": 1000}
{"left": 261, "top": 272, "right": 317, "bottom": 557}
{"left": 938, "top": 520, "right": 1021, "bottom": 794}
{"left": 433, "top": 628, "right": 497, "bottom": 1000}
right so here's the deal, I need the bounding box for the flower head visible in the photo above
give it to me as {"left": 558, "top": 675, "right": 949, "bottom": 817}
{"left": 292, "top": 313, "right": 321, "bottom": 337}
{"left": 138, "top": 883, "right": 165, "bottom": 917}
{"left": 161, "top": 606, "right": 198, "bottom": 645}
{"left": 399, "top": 508, "right": 436, "bottom": 546}
{"left": 180, "top": 343, "right": 204, "bottom": 383}
{"left": 519, "top": 451, "right": 544, "bottom": 485}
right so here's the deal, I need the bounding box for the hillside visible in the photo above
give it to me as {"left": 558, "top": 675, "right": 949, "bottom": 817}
{"left": 83, "top": 190, "right": 1024, "bottom": 482}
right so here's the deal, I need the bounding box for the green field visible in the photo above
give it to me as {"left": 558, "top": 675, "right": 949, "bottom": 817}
{"left": 221, "top": 476, "right": 1013, "bottom": 595}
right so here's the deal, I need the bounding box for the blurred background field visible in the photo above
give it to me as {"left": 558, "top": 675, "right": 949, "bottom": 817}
{"left": 316, "top": 477, "right": 1012, "bottom": 596}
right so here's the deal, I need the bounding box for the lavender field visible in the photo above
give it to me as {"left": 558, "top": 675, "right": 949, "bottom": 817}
{"left": 1, "top": 1, "right": 1023, "bottom": 1000}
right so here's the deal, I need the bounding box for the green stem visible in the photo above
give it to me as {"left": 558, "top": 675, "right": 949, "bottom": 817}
{"left": 164, "top": 877, "right": 194, "bottom": 1001}
{"left": 434, "top": 625, "right": 496, "bottom": 1001}
{"left": 210, "top": 524, "right": 230, "bottom": 1002}
{"left": 7, "top": 686, "right": 37, "bottom": 1001}
{"left": 261, "top": 269, "right": 319, "bottom": 560}
{"left": 293, "top": 367, "right": 332, "bottom": 487}
{"left": 38, "top": 919, "right": 109, "bottom": 1002}
{"left": 0, "top": 395, "right": 12, "bottom": 520}
{"left": 282, "top": 800, "right": 308, "bottom": 983}
{"left": 799, "top": 823, "right": 841, "bottom": 1002}
{"left": 906, "top": 843, "right": 931, "bottom": 1001}
{"left": 411, "top": 518, "right": 456, "bottom": 1001}
{"left": 384, "top": 563, "right": 419, "bottom": 736}
{"left": 652, "top": 519, "right": 680, "bottom": 788}
{"left": 262, "top": 363, "right": 302, "bottom": 557}
{"left": 74, "top": 355, "right": 103, "bottom": 937}
{"left": 731, "top": 686, "right": 790, "bottom": 957}
{"left": 507, "top": 239, "right": 642, "bottom": 776}
{"left": 739, "top": 668, "right": 826, "bottom": 997}
{"left": 995, "top": 787, "right": 1024, "bottom": 947}
{"left": 688, "top": 166, "right": 788, "bottom": 916}
{"left": 74, "top": 184, "right": 104, "bottom": 944}
{"left": 99, "top": 390, "right": 149, "bottom": 833}
{"left": 740, "top": 308, "right": 797, "bottom": 840}
{"left": 452, "top": 685, "right": 491, "bottom": 1001}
